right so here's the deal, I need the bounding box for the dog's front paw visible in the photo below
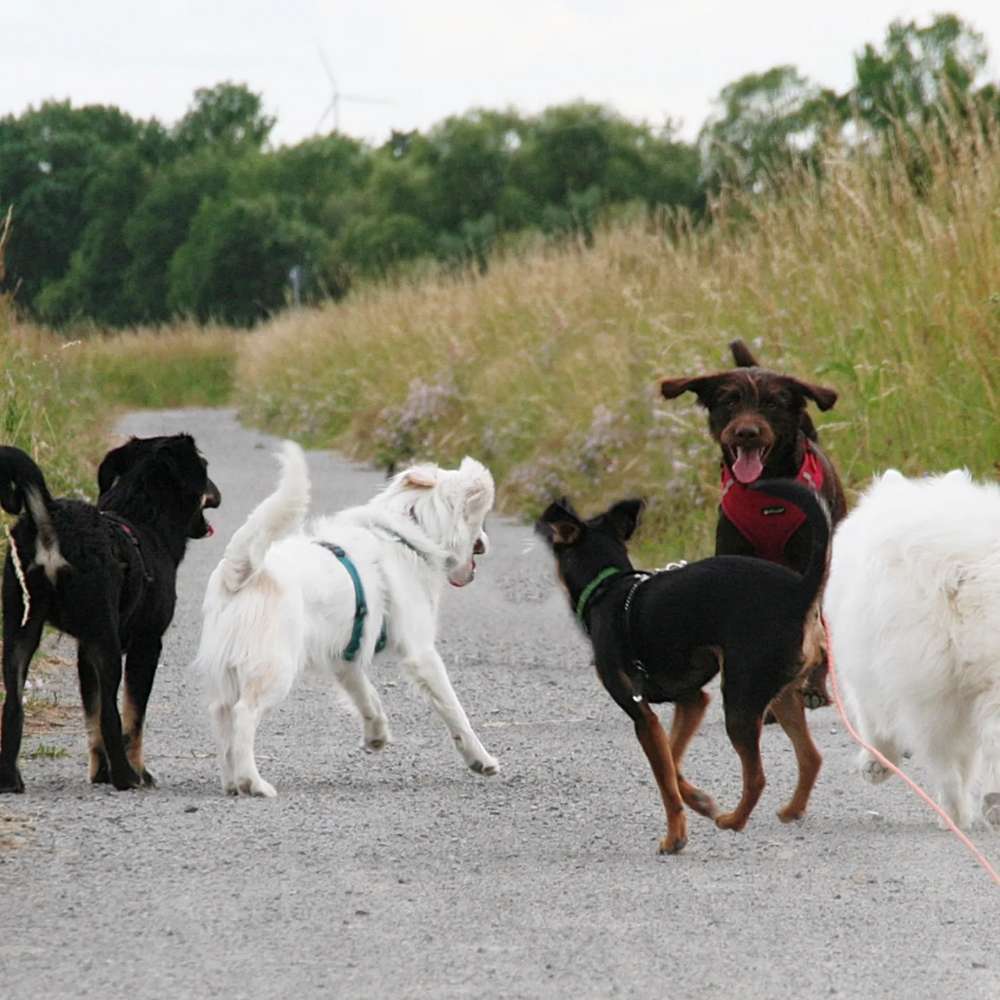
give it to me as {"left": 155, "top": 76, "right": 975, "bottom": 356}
{"left": 111, "top": 765, "right": 143, "bottom": 791}
{"left": 715, "top": 810, "right": 748, "bottom": 832}
{"left": 140, "top": 768, "right": 156, "bottom": 788}
{"left": 982, "top": 793, "right": 1000, "bottom": 828}
{"left": 468, "top": 754, "right": 499, "bottom": 776}
{"left": 657, "top": 833, "right": 687, "bottom": 855}
{"left": 0, "top": 765, "right": 24, "bottom": 794}
{"left": 859, "top": 753, "right": 891, "bottom": 784}
{"left": 777, "top": 804, "right": 807, "bottom": 823}
{"left": 362, "top": 715, "right": 391, "bottom": 753}
{"left": 238, "top": 776, "right": 277, "bottom": 798}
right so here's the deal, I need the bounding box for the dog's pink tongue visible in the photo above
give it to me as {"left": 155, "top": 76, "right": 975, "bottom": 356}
{"left": 732, "top": 448, "right": 764, "bottom": 484}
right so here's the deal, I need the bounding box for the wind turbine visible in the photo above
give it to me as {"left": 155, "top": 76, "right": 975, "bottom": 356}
{"left": 316, "top": 47, "right": 393, "bottom": 134}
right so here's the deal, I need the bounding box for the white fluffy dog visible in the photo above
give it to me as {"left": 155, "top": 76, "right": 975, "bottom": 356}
{"left": 194, "top": 441, "right": 498, "bottom": 797}
{"left": 824, "top": 468, "right": 1000, "bottom": 828}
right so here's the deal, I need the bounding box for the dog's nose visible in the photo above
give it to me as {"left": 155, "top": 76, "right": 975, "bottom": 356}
{"left": 204, "top": 479, "right": 222, "bottom": 509}
{"left": 732, "top": 425, "right": 762, "bottom": 445}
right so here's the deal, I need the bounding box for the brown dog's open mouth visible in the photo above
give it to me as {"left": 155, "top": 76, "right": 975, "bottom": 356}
{"left": 730, "top": 446, "right": 768, "bottom": 484}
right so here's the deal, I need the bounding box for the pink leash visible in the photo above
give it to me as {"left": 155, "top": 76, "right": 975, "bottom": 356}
{"left": 822, "top": 616, "right": 1000, "bottom": 887}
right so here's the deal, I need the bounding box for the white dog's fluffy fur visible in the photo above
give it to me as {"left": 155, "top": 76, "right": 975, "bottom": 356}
{"left": 824, "top": 468, "right": 1000, "bottom": 828}
{"left": 194, "top": 441, "right": 497, "bottom": 797}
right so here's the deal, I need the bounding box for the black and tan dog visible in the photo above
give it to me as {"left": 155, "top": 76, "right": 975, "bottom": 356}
{"left": 537, "top": 479, "right": 829, "bottom": 854}
{"left": 0, "top": 435, "right": 220, "bottom": 793}
{"left": 659, "top": 340, "right": 846, "bottom": 708}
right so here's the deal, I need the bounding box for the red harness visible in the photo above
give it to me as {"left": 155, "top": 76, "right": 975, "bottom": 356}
{"left": 720, "top": 444, "right": 825, "bottom": 565}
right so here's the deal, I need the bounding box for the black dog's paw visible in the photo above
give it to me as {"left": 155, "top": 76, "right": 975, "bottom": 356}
{"left": 0, "top": 766, "right": 25, "bottom": 794}
{"left": 141, "top": 768, "right": 157, "bottom": 788}
{"left": 111, "top": 766, "right": 143, "bottom": 791}
{"left": 91, "top": 757, "right": 112, "bottom": 784}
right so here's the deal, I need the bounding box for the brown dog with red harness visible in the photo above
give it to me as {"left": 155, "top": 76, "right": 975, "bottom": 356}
{"left": 659, "top": 340, "right": 846, "bottom": 708}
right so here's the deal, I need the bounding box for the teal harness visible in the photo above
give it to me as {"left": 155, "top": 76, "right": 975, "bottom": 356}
{"left": 316, "top": 541, "right": 387, "bottom": 662}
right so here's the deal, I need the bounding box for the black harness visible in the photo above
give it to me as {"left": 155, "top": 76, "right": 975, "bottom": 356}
{"left": 576, "top": 562, "right": 686, "bottom": 704}
{"left": 101, "top": 511, "right": 153, "bottom": 583}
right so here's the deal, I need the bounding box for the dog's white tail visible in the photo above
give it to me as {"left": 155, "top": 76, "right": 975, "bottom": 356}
{"left": 218, "top": 441, "right": 310, "bottom": 592}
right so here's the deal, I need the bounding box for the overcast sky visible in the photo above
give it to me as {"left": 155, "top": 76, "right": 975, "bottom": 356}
{"left": 5, "top": 2, "right": 1000, "bottom": 147}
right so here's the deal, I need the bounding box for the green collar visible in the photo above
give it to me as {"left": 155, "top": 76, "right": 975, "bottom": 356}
{"left": 575, "top": 566, "right": 623, "bottom": 626}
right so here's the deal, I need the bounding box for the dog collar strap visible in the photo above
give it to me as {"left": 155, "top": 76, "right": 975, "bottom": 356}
{"left": 316, "top": 541, "right": 388, "bottom": 661}
{"left": 383, "top": 530, "right": 430, "bottom": 561}
{"left": 576, "top": 567, "right": 622, "bottom": 626}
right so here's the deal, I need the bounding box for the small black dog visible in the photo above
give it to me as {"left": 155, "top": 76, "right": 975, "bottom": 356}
{"left": 537, "top": 479, "right": 829, "bottom": 854}
{"left": 0, "top": 435, "right": 220, "bottom": 793}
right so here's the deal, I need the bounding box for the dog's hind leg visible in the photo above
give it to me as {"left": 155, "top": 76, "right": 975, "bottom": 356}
{"left": 334, "top": 661, "right": 391, "bottom": 752}
{"left": 210, "top": 701, "right": 237, "bottom": 795}
{"left": 122, "top": 636, "right": 162, "bottom": 787}
{"left": 77, "top": 645, "right": 109, "bottom": 784}
{"left": 768, "top": 684, "right": 822, "bottom": 823}
{"left": 669, "top": 691, "right": 717, "bottom": 819}
{"left": 716, "top": 679, "right": 767, "bottom": 832}
{"left": 400, "top": 647, "right": 498, "bottom": 775}
{"left": 0, "top": 577, "right": 47, "bottom": 793}
{"left": 928, "top": 726, "right": 980, "bottom": 829}
{"left": 79, "top": 637, "right": 141, "bottom": 791}
{"left": 633, "top": 701, "right": 688, "bottom": 853}
{"left": 230, "top": 680, "right": 277, "bottom": 798}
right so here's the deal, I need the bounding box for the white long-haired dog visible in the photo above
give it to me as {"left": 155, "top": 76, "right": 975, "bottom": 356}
{"left": 824, "top": 468, "right": 1000, "bottom": 828}
{"left": 194, "top": 441, "right": 497, "bottom": 797}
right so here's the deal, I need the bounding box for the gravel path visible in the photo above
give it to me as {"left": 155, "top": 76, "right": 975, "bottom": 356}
{"left": 1, "top": 408, "right": 997, "bottom": 1000}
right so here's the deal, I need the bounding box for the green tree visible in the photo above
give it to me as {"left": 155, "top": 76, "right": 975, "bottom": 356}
{"left": 168, "top": 195, "right": 325, "bottom": 325}
{"left": 172, "top": 82, "right": 275, "bottom": 154}
{"left": 699, "top": 66, "right": 839, "bottom": 190}
{"left": 121, "top": 154, "right": 233, "bottom": 323}
{"left": 850, "top": 14, "right": 988, "bottom": 132}
{"left": 35, "top": 147, "right": 148, "bottom": 326}
{"left": 337, "top": 212, "right": 435, "bottom": 277}
{"left": 0, "top": 101, "right": 156, "bottom": 310}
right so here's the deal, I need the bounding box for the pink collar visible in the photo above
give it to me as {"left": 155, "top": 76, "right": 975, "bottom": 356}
{"left": 720, "top": 443, "right": 825, "bottom": 565}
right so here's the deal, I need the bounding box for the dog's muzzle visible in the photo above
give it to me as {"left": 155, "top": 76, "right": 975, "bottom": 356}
{"left": 195, "top": 478, "right": 222, "bottom": 538}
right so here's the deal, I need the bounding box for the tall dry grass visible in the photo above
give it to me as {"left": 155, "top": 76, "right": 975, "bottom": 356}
{"left": 235, "top": 121, "right": 999, "bottom": 559}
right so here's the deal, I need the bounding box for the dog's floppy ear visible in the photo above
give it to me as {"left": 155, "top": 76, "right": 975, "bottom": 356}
{"left": 402, "top": 466, "right": 438, "bottom": 490}
{"left": 536, "top": 498, "right": 582, "bottom": 547}
{"left": 458, "top": 457, "right": 495, "bottom": 513}
{"left": 785, "top": 377, "right": 838, "bottom": 412}
{"left": 602, "top": 498, "right": 645, "bottom": 542}
{"left": 98, "top": 437, "right": 147, "bottom": 496}
{"left": 659, "top": 374, "right": 723, "bottom": 406}
{"left": 730, "top": 339, "right": 760, "bottom": 368}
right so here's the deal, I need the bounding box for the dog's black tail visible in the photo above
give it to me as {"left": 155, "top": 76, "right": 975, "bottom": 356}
{"left": 0, "top": 446, "right": 67, "bottom": 579}
{"left": 750, "top": 478, "right": 831, "bottom": 613}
